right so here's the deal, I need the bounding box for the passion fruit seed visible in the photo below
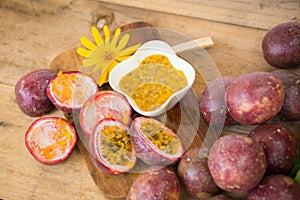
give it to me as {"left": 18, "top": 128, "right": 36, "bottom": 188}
{"left": 51, "top": 71, "right": 76, "bottom": 105}
{"left": 119, "top": 54, "right": 188, "bottom": 113}
{"left": 131, "top": 83, "right": 173, "bottom": 111}
{"left": 101, "top": 125, "right": 133, "bottom": 166}
{"left": 141, "top": 121, "right": 179, "bottom": 155}
{"left": 140, "top": 54, "right": 173, "bottom": 66}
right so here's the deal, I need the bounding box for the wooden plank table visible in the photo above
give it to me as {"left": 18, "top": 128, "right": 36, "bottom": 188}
{"left": 0, "top": 0, "right": 299, "bottom": 199}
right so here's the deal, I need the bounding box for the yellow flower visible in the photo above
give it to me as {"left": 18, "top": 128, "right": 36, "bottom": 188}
{"left": 76, "top": 25, "right": 141, "bottom": 86}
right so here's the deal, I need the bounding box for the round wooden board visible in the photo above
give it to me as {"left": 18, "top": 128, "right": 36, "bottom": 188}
{"left": 48, "top": 22, "right": 216, "bottom": 199}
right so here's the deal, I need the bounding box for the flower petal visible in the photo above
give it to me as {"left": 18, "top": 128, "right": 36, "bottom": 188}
{"left": 111, "top": 28, "right": 121, "bottom": 48}
{"left": 92, "top": 26, "right": 103, "bottom": 45}
{"left": 108, "top": 60, "right": 120, "bottom": 71}
{"left": 115, "top": 55, "right": 131, "bottom": 62}
{"left": 82, "top": 57, "right": 98, "bottom": 67}
{"left": 89, "top": 61, "right": 103, "bottom": 74}
{"left": 76, "top": 48, "right": 91, "bottom": 57}
{"left": 98, "top": 68, "right": 109, "bottom": 86}
{"left": 103, "top": 25, "right": 110, "bottom": 43}
{"left": 118, "top": 43, "right": 141, "bottom": 56}
{"left": 116, "top": 34, "right": 130, "bottom": 51}
{"left": 80, "top": 36, "right": 96, "bottom": 50}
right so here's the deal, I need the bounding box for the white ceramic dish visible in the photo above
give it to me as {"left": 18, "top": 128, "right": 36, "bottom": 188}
{"left": 109, "top": 40, "right": 195, "bottom": 117}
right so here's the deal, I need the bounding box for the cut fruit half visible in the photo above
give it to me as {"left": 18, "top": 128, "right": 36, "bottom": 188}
{"left": 90, "top": 119, "right": 137, "bottom": 175}
{"left": 46, "top": 71, "right": 98, "bottom": 113}
{"left": 131, "top": 117, "right": 184, "bottom": 166}
{"left": 80, "top": 90, "right": 132, "bottom": 136}
{"left": 25, "top": 117, "right": 77, "bottom": 165}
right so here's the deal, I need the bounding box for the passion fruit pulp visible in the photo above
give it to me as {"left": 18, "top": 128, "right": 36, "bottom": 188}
{"left": 131, "top": 117, "right": 184, "bottom": 166}
{"left": 80, "top": 90, "right": 132, "bottom": 136}
{"left": 90, "top": 119, "right": 137, "bottom": 175}
{"left": 25, "top": 117, "right": 77, "bottom": 165}
{"left": 46, "top": 71, "right": 98, "bottom": 113}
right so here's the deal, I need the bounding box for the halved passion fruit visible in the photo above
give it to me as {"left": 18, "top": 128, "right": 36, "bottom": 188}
{"left": 25, "top": 117, "right": 77, "bottom": 165}
{"left": 80, "top": 90, "right": 132, "bottom": 136}
{"left": 131, "top": 117, "right": 184, "bottom": 166}
{"left": 46, "top": 71, "right": 98, "bottom": 113}
{"left": 90, "top": 119, "right": 137, "bottom": 175}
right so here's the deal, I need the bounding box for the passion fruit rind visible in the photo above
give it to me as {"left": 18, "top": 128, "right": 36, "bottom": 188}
{"left": 80, "top": 90, "right": 132, "bottom": 136}
{"left": 25, "top": 117, "right": 77, "bottom": 165}
{"left": 47, "top": 71, "right": 98, "bottom": 113}
{"left": 90, "top": 119, "right": 137, "bottom": 175}
{"left": 131, "top": 117, "right": 184, "bottom": 166}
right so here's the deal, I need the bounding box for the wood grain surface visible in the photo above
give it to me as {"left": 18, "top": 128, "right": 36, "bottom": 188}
{"left": 0, "top": 0, "right": 299, "bottom": 200}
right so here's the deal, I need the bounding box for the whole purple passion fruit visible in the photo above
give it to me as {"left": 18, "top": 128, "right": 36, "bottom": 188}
{"left": 208, "top": 134, "right": 267, "bottom": 193}
{"left": 225, "top": 72, "right": 284, "bottom": 125}
{"left": 126, "top": 168, "right": 181, "bottom": 200}
{"left": 262, "top": 22, "right": 300, "bottom": 68}
{"left": 178, "top": 147, "right": 220, "bottom": 199}
{"left": 199, "top": 76, "right": 237, "bottom": 126}
{"left": 272, "top": 69, "right": 300, "bottom": 121}
{"left": 248, "top": 123, "right": 298, "bottom": 174}
{"left": 15, "top": 69, "right": 56, "bottom": 117}
{"left": 246, "top": 174, "right": 300, "bottom": 200}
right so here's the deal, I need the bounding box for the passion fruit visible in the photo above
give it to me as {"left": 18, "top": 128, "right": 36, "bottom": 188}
{"left": 178, "top": 147, "right": 220, "bottom": 199}
{"left": 262, "top": 22, "right": 300, "bottom": 69}
{"left": 25, "top": 117, "right": 77, "bottom": 164}
{"left": 126, "top": 167, "right": 181, "bottom": 200}
{"left": 225, "top": 72, "right": 284, "bottom": 125}
{"left": 208, "top": 194, "right": 235, "bottom": 200}
{"left": 208, "top": 134, "right": 267, "bottom": 193}
{"left": 199, "top": 76, "right": 237, "bottom": 126}
{"left": 131, "top": 117, "right": 184, "bottom": 166}
{"left": 46, "top": 71, "right": 98, "bottom": 113}
{"left": 246, "top": 174, "right": 300, "bottom": 200}
{"left": 272, "top": 69, "right": 300, "bottom": 121}
{"left": 15, "top": 69, "right": 56, "bottom": 117}
{"left": 90, "top": 119, "right": 136, "bottom": 175}
{"left": 248, "top": 123, "right": 298, "bottom": 174}
{"left": 80, "top": 90, "right": 132, "bottom": 136}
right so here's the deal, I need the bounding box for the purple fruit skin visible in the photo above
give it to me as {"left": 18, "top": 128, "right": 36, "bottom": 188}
{"left": 272, "top": 69, "right": 300, "bottom": 121}
{"left": 246, "top": 174, "right": 300, "bottom": 200}
{"left": 126, "top": 168, "right": 181, "bottom": 200}
{"left": 178, "top": 147, "right": 220, "bottom": 199}
{"left": 15, "top": 69, "right": 56, "bottom": 117}
{"left": 248, "top": 123, "right": 298, "bottom": 174}
{"left": 131, "top": 117, "right": 183, "bottom": 166}
{"left": 225, "top": 72, "right": 284, "bottom": 125}
{"left": 208, "top": 134, "right": 267, "bottom": 193}
{"left": 207, "top": 194, "right": 235, "bottom": 200}
{"left": 262, "top": 22, "right": 300, "bottom": 68}
{"left": 199, "top": 76, "right": 237, "bottom": 126}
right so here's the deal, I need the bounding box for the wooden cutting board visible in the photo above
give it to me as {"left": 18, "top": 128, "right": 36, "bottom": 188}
{"left": 49, "top": 22, "right": 212, "bottom": 199}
